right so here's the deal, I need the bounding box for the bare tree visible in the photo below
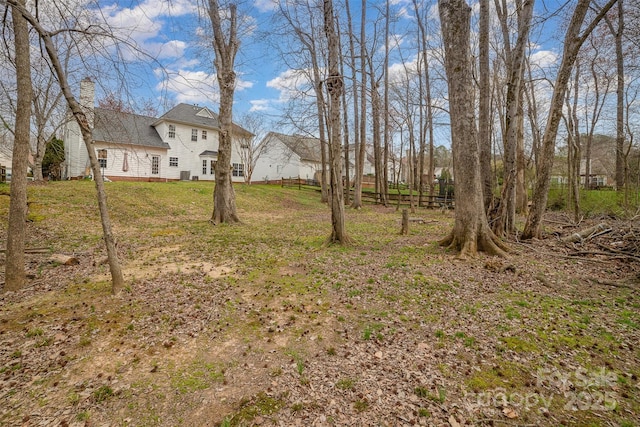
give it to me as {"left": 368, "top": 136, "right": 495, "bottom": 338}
{"left": 272, "top": 0, "right": 330, "bottom": 202}
{"left": 522, "top": 0, "right": 618, "bottom": 239}
{"left": 208, "top": 0, "right": 241, "bottom": 224}
{"left": 478, "top": 0, "right": 492, "bottom": 211}
{"left": 235, "top": 112, "right": 267, "bottom": 184}
{"left": 31, "top": 65, "right": 66, "bottom": 181}
{"left": 412, "top": 0, "right": 437, "bottom": 206}
{"left": 351, "top": 0, "right": 368, "bottom": 209}
{"left": 5, "top": 1, "right": 126, "bottom": 293}
{"left": 491, "top": 0, "right": 534, "bottom": 238}
{"left": 323, "top": 0, "right": 349, "bottom": 244}
{"left": 565, "top": 63, "right": 583, "bottom": 221}
{"left": 3, "top": 0, "right": 32, "bottom": 292}
{"left": 605, "top": 0, "right": 625, "bottom": 191}
{"left": 438, "top": 0, "right": 507, "bottom": 258}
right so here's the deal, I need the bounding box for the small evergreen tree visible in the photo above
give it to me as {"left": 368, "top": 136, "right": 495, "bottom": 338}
{"left": 42, "top": 137, "right": 64, "bottom": 180}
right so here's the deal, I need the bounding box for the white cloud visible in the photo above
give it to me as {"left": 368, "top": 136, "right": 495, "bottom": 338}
{"left": 249, "top": 99, "right": 271, "bottom": 112}
{"left": 254, "top": 0, "right": 277, "bottom": 13}
{"left": 529, "top": 50, "right": 558, "bottom": 69}
{"left": 388, "top": 52, "right": 425, "bottom": 85}
{"left": 144, "top": 40, "right": 188, "bottom": 59}
{"left": 101, "top": 0, "right": 197, "bottom": 60}
{"left": 157, "top": 69, "right": 254, "bottom": 106}
{"left": 158, "top": 70, "right": 219, "bottom": 104}
{"left": 266, "top": 68, "right": 314, "bottom": 102}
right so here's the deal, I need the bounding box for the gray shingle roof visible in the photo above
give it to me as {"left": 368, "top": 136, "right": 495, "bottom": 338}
{"left": 155, "top": 103, "right": 252, "bottom": 137}
{"left": 267, "top": 132, "right": 322, "bottom": 163}
{"left": 93, "top": 108, "right": 169, "bottom": 149}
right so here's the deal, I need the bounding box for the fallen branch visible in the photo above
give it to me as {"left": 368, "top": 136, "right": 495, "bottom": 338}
{"left": 583, "top": 276, "right": 636, "bottom": 290}
{"left": 567, "top": 250, "right": 640, "bottom": 262}
{"left": 561, "top": 223, "right": 610, "bottom": 243}
{"left": 0, "top": 247, "right": 50, "bottom": 254}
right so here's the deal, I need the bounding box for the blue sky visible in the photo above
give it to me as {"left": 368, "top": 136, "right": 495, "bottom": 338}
{"left": 92, "top": 0, "right": 563, "bottom": 131}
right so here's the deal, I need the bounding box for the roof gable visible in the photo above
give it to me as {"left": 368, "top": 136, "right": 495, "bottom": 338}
{"left": 195, "top": 107, "right": 215, "bottom": 119}
{"left": 267, "top": 132, "right": 322, "bottom": 163}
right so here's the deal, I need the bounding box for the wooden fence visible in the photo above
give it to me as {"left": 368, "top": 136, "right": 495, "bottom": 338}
{"left": 279, "top": 176, "right": 454, "bottom": 208}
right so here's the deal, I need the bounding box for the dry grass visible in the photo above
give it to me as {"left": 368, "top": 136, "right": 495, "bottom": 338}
{"left": 0, "top": 181, "right": 638, "bottom": 426}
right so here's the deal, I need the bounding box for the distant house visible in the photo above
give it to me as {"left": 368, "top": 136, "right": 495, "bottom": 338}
{"left": 251, "top": 132, "right": 325, "bottom": 183}
{"left": 63, "top": 78, "right": 252, "bottom": 182}
{"left": 252, "top": 131, "right": 391, "bottom": 184}
{"left": 0, "top": 132, "right": 35, "bottom": 181}
{"left": 0, "top": 135, "right": 12, "bottom": 181}
{"left": 551, "top": 135, "right": 617, "bottom": 188}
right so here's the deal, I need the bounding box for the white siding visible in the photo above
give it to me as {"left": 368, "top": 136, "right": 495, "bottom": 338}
{"left": 161, "top": 122, "right": 245, "bottom": 182}
{"left": 64, "top": 106, "right": 247, "bottom": 182}
{"left": 252, "top": 136, "right": 320, "bottom": 182}
{"left": 95, "top": 144, "right": 166, "bottom": 180}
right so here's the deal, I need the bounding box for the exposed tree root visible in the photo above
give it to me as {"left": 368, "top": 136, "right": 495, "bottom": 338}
{"left": 209, "top": 216, "right": 241, "bottom": 226}
{"left": 439, "top": 228, "right": 508, "bottom": 259}
{"left": 325, "top": 233, "right": 353, "bottom": 246}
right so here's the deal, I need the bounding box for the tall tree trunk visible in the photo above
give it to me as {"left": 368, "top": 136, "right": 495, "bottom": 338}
{"left": 352, "top": 0, "right": 367, "bottom": 209}
{"left": 492, "top": 0, "right": 534, "bottom": 237}
{"left": 5, "top": 1, "right": 129, "bottom": 293}
{"left": 515, "top": 96, "right": 528, "bottom": 214}
{"left": 438, "top": 0, "right": 507, "bottom": 258}
{"left": 606, "top": 0, "right": 625, "bottom": 191}
{"left": 524, "top": 59, "right": 541, "bottom": 167}
{"left": 522, "top": 0, "right": 617, "bottom": 239}
{"left": 382, "top": 0, "right": 390, "bottom": 206}
{"left": 4, "top": 0, "right": 32, "bottom": 292}
{"left": 209, "top": 0, "right": 241, "bottom": 225}
{"left": 339, "top": 21, "right": 350, "bottom": 206}
{"left": 345, "top": 0, "right": 360, "bottom": 208}
{"left": 565, "top": 69, "right": 582, "bottom": 222}
{"left": 32, "top": 135, "right": 46, "bottom": 181}
{"left": 478, "top": 0, "right": 493, "bottom": 212}
{"left": 323, "top": 0, "right": 349, "bottom": 244}
{"left": 369, "top": 68, "right": 383, "bottom": 204}
{"left": 416, "top": 52, "right": 426, "bottom": 207}
{"left": 412, "top": 0, "right": 436, "bottom": 203}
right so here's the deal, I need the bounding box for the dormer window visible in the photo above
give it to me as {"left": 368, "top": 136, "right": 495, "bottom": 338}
{"left": 168, "top": 124, "right": 175, "bottom": 139}
{"left": 191, "top": 129, "right": 198, "bottom": 142}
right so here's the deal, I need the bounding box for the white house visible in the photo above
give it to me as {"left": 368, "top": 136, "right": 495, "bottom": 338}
{"left": 252, "top": 132, "right": 325, "bottom": 183}
{"left": 252, "top": 131, "right": 382, "bottom": 184}
{"left": 63, "top": 78, "right": 252, "bottom": 182}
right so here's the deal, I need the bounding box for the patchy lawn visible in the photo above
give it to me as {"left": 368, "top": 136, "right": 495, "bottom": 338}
{"left": 1, "top": 181, "right": 638, "bottom": 427}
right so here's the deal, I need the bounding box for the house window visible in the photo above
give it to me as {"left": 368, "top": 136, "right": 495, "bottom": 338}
{"left": 169, "top": 157, "right": 178, "bottom": 167}
{"left": 168, "top": 124, "right": 175, "bottom": 139}
{"left": 202, "top": 130, "right": 207, "bottom": 140}
{"left": 97, "top": 149, "right": 107, "bottom": 169}
{"left": 232, "top": 163, "right": 244, "bottom": 177}
{"left": 210, "top": 160, "right": 216, "bottom": 175}
{"left": 202, "top": 159, "right": 208, "bottom": 175}
{"left": 191, "top": 129, "right": 198, "bottom": 142}
{"left": 151, "top": 156, "right": 160, "bottom": 175}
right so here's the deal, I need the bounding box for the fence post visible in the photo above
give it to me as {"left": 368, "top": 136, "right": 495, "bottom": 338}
{"left": 401, "top": 209, "right": 409, "bottom": 235}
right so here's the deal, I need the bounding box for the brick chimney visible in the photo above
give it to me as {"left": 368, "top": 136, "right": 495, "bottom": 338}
{"left": 79, "top": 77, "right": 95, "bottom": 128}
